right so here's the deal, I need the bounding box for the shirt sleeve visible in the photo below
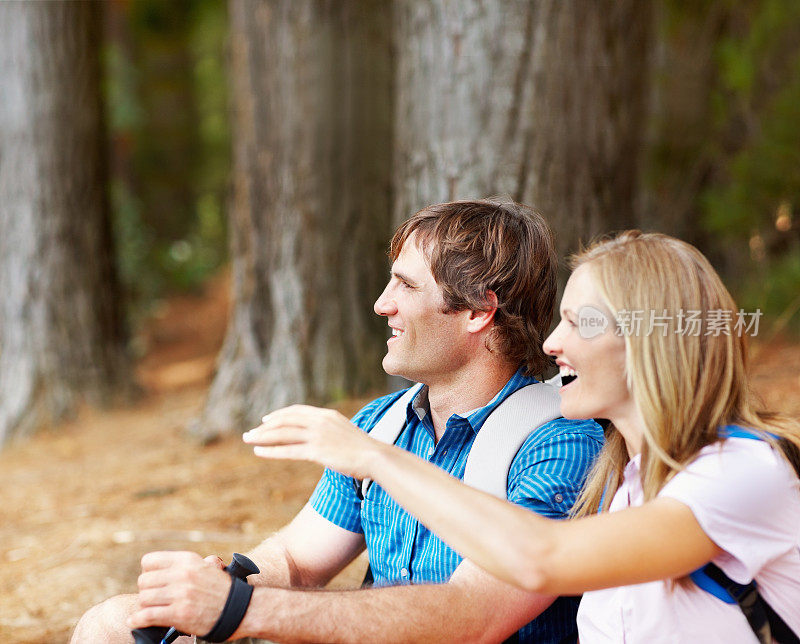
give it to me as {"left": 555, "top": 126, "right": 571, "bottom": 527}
{"left": 659, "top": 438, "right": 800, "bottom": 582}
{"left": 309, "top": 391, "right": 407, "bottom": 534}
{"left": 507, "top": 418, "right": 604, "bottom": 519}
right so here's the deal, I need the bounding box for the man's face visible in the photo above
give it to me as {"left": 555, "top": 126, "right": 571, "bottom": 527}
{"left": 374, "top": 234, "right": 473, "bottom": 384}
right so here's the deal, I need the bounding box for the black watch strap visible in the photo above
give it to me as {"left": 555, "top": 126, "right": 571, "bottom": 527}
{"left": 201, "top": 576, "right": 254, "bottom": 643}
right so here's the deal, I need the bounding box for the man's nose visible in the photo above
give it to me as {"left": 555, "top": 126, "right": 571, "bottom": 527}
{"left": 374, "top": 286, "right": 396, "bottom": 316}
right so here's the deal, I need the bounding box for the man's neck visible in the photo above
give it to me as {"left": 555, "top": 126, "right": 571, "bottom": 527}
{"left": 425, "top": 360, "right": 518, "bottom": 441}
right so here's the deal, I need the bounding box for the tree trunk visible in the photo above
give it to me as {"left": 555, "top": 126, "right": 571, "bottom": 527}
{"left": 0, "top": 1, "right": 129, "bottom": 446}
{"left": 393, "top": 0, "right": 653, "bottom": 258}
{"left": 638, "top": 2, "right": 727, "bottom": 243}
{"left": 526, "top": 0, "right": 653, "bottom": 258}
{"left": 393, "top": 0, "right": 542, "bottom": 223}
{"left": 193, "top": 0, "right": 393, "bottom": 440}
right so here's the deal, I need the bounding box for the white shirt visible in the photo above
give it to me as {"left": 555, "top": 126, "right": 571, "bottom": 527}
{"left": 577, "top": 436, "right": 800, "bottom": 643}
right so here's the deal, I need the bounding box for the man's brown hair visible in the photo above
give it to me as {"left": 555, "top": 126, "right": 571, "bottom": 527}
{"left": 390, "top": 198, "right": 557, "bottom": 376}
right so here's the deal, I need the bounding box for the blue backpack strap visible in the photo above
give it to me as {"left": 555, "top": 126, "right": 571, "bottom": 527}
{"left": 690, "top": 425, "right": 799, "bottom": 643}
{"left": 692, "top": 564, "right": 773, "bottom": 643}
{"left": 692, "top": 425, "right": 764, "bottom": 597}
{"left": 689, "top": 565, "right": 744, "bottom": 605}
{"left": 718, "top": 424, "right": 779, "bottom": 441}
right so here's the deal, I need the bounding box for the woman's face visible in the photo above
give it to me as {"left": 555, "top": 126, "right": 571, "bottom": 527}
{"left": 543, "top": 264, "right": 633, "bottom": 423}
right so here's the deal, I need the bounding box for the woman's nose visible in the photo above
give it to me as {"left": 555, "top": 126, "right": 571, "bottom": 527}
{"left": 542, "top": 324, "right": 563, "bottom": 356}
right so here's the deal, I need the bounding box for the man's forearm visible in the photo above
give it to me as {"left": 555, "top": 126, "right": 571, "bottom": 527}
{"left": 243, "top": 504, "right": 367, "bottom": 590}
{"left": 233, "top": 580, "right": 537, "bottom": 643}
{"left": 245, "top": 534, "right": 303, "bottom": 587}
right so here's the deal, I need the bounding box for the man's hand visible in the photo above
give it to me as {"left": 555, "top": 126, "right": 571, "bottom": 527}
{"left": 128, "top": 551, "right": 231, "bottom": 636}
{"left": 244, "top": 405, "right": 383, "bottom": 480}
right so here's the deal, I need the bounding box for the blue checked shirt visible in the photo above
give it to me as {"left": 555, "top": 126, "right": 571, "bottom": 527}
{"left": 310, "top": 369, "right": 604, "bottom": 643}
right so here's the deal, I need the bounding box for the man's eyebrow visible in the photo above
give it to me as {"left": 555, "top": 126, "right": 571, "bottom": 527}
{"left": 391, "top": 269, "right": 417, "bottom": 285}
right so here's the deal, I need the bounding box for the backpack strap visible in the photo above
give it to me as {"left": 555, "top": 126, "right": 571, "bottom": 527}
{"left": 690, "top": 427, "right": 800, "bottom": 644}
{"left": 358, "top": 378, "right": 561, "bottom": 593}
{"left": 719, "top": 425, "right": 778, "bottom": 441}
{"left": 360, "top": 384, "right": 424, "bottom": 498}
{"left": 361, "top": 378, "right": 563, "bottom": 500}
{"left": 463, "top": 379, "right": 562, "bottom": 498}
{"left": 691, "top": 563, "right": 800, "bottom": 644}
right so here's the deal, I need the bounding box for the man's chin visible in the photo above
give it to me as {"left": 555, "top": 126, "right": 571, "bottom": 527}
{"left": 381, "top": 356, "right": 411, "bottom": 381}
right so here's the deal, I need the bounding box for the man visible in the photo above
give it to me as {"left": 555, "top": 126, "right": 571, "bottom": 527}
{"left": 73, "top": 199, "right": 603, "bottom": 643}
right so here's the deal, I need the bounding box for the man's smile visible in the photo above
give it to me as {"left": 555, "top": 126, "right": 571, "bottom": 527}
{"left": 388, "top": 326, "right": 406, "bottom": 344}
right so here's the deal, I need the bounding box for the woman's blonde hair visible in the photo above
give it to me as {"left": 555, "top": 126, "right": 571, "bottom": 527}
{"left": 571, "top": 231, "right": 800, "bottom": 517}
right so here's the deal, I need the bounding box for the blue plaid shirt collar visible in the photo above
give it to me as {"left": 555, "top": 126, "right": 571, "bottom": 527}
{"left": 407, "top": 367, "right": 539, "bottom": 436}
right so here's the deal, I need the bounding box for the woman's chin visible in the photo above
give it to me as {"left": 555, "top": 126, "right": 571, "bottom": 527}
{"left": 559, "top": 403, "right": 594, "bottom": 421}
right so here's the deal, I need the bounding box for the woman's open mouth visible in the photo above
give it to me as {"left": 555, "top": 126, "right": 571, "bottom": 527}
{"left": 559, "top": 366, "right": 577, "bottom": 387}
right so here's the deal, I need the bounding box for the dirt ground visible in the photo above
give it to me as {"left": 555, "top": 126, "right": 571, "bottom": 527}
{"left": 1, "top": 272, "right": 799, "bottom": 643}
{"left": 0, "top": 273, "right": 374, "bottom": 643}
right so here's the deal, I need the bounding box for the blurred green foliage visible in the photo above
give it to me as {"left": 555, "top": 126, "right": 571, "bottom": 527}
{"left": 700, "top": 0, "right": 800, "bottom": 332}
{"left": 104, "top": 0, "right": 229, "bottom": 326}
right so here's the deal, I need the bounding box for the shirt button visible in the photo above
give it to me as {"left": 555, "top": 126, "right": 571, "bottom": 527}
{"left": 400, "top": 567, "right": 409, "bottom": 577}
{"left": 427, "top": 447, "right": 434, "bottom": 458}
{"left": 554, "top": 493, "right": 564, "bottom": 503}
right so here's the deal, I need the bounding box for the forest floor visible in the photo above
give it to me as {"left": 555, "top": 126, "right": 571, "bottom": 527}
{"left": 1, "top": 271, "right": 799, "bottom": 644}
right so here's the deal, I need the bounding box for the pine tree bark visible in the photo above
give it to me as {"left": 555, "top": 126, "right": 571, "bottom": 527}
{"left": 392, "top": 0, "right": 539, "bottom": 222}
{"left": 393, "top": 0, "right": 652, "bottom": 257}
{"left": 526, "top": 0, "right": 653, "bottom": 256}
{"left": 193, "top": 0, "right": 393, "bottom": 439}
{"left": 639, "top": 2, "right": 729, "bottom": 243}
{"left": 0, "top": 1, "right": 129, "bottom": 446}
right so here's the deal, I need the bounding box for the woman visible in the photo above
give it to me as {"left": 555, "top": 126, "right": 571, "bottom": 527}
{"left": 246, "top": 231, "right": 800, "bottom": 642}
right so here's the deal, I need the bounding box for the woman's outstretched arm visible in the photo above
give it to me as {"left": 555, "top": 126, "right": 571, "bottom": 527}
{"left": 245, "top": 404, "right": 720, "bottom": 594}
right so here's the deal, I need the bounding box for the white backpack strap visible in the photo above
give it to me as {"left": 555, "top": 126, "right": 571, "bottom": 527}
{"left": 463, "top": 379, "right": 562, "bottom": 498}
{"left": 361, "top": 384, "right": 424, "bottom": 497}
{"left": 544, "top": 373, "right": 563, "bottom": 388}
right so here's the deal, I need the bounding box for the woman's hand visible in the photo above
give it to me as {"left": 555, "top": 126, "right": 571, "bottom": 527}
{"left": 243, "top": 405, "right": 382, "bottom": 480}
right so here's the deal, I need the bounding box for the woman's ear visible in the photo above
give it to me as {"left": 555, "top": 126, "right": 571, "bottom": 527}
{"left": 466, "top": 290, "right": 498, "bottom": 334}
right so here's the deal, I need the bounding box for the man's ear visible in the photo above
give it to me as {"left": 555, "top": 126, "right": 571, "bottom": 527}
{"left": 466, "top": 290, "right": 498, "bottom": 334}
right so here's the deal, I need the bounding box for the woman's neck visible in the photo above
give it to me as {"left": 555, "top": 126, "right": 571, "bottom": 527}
{"left": 610, "top": 405, "right": 646, "bottom": 458}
